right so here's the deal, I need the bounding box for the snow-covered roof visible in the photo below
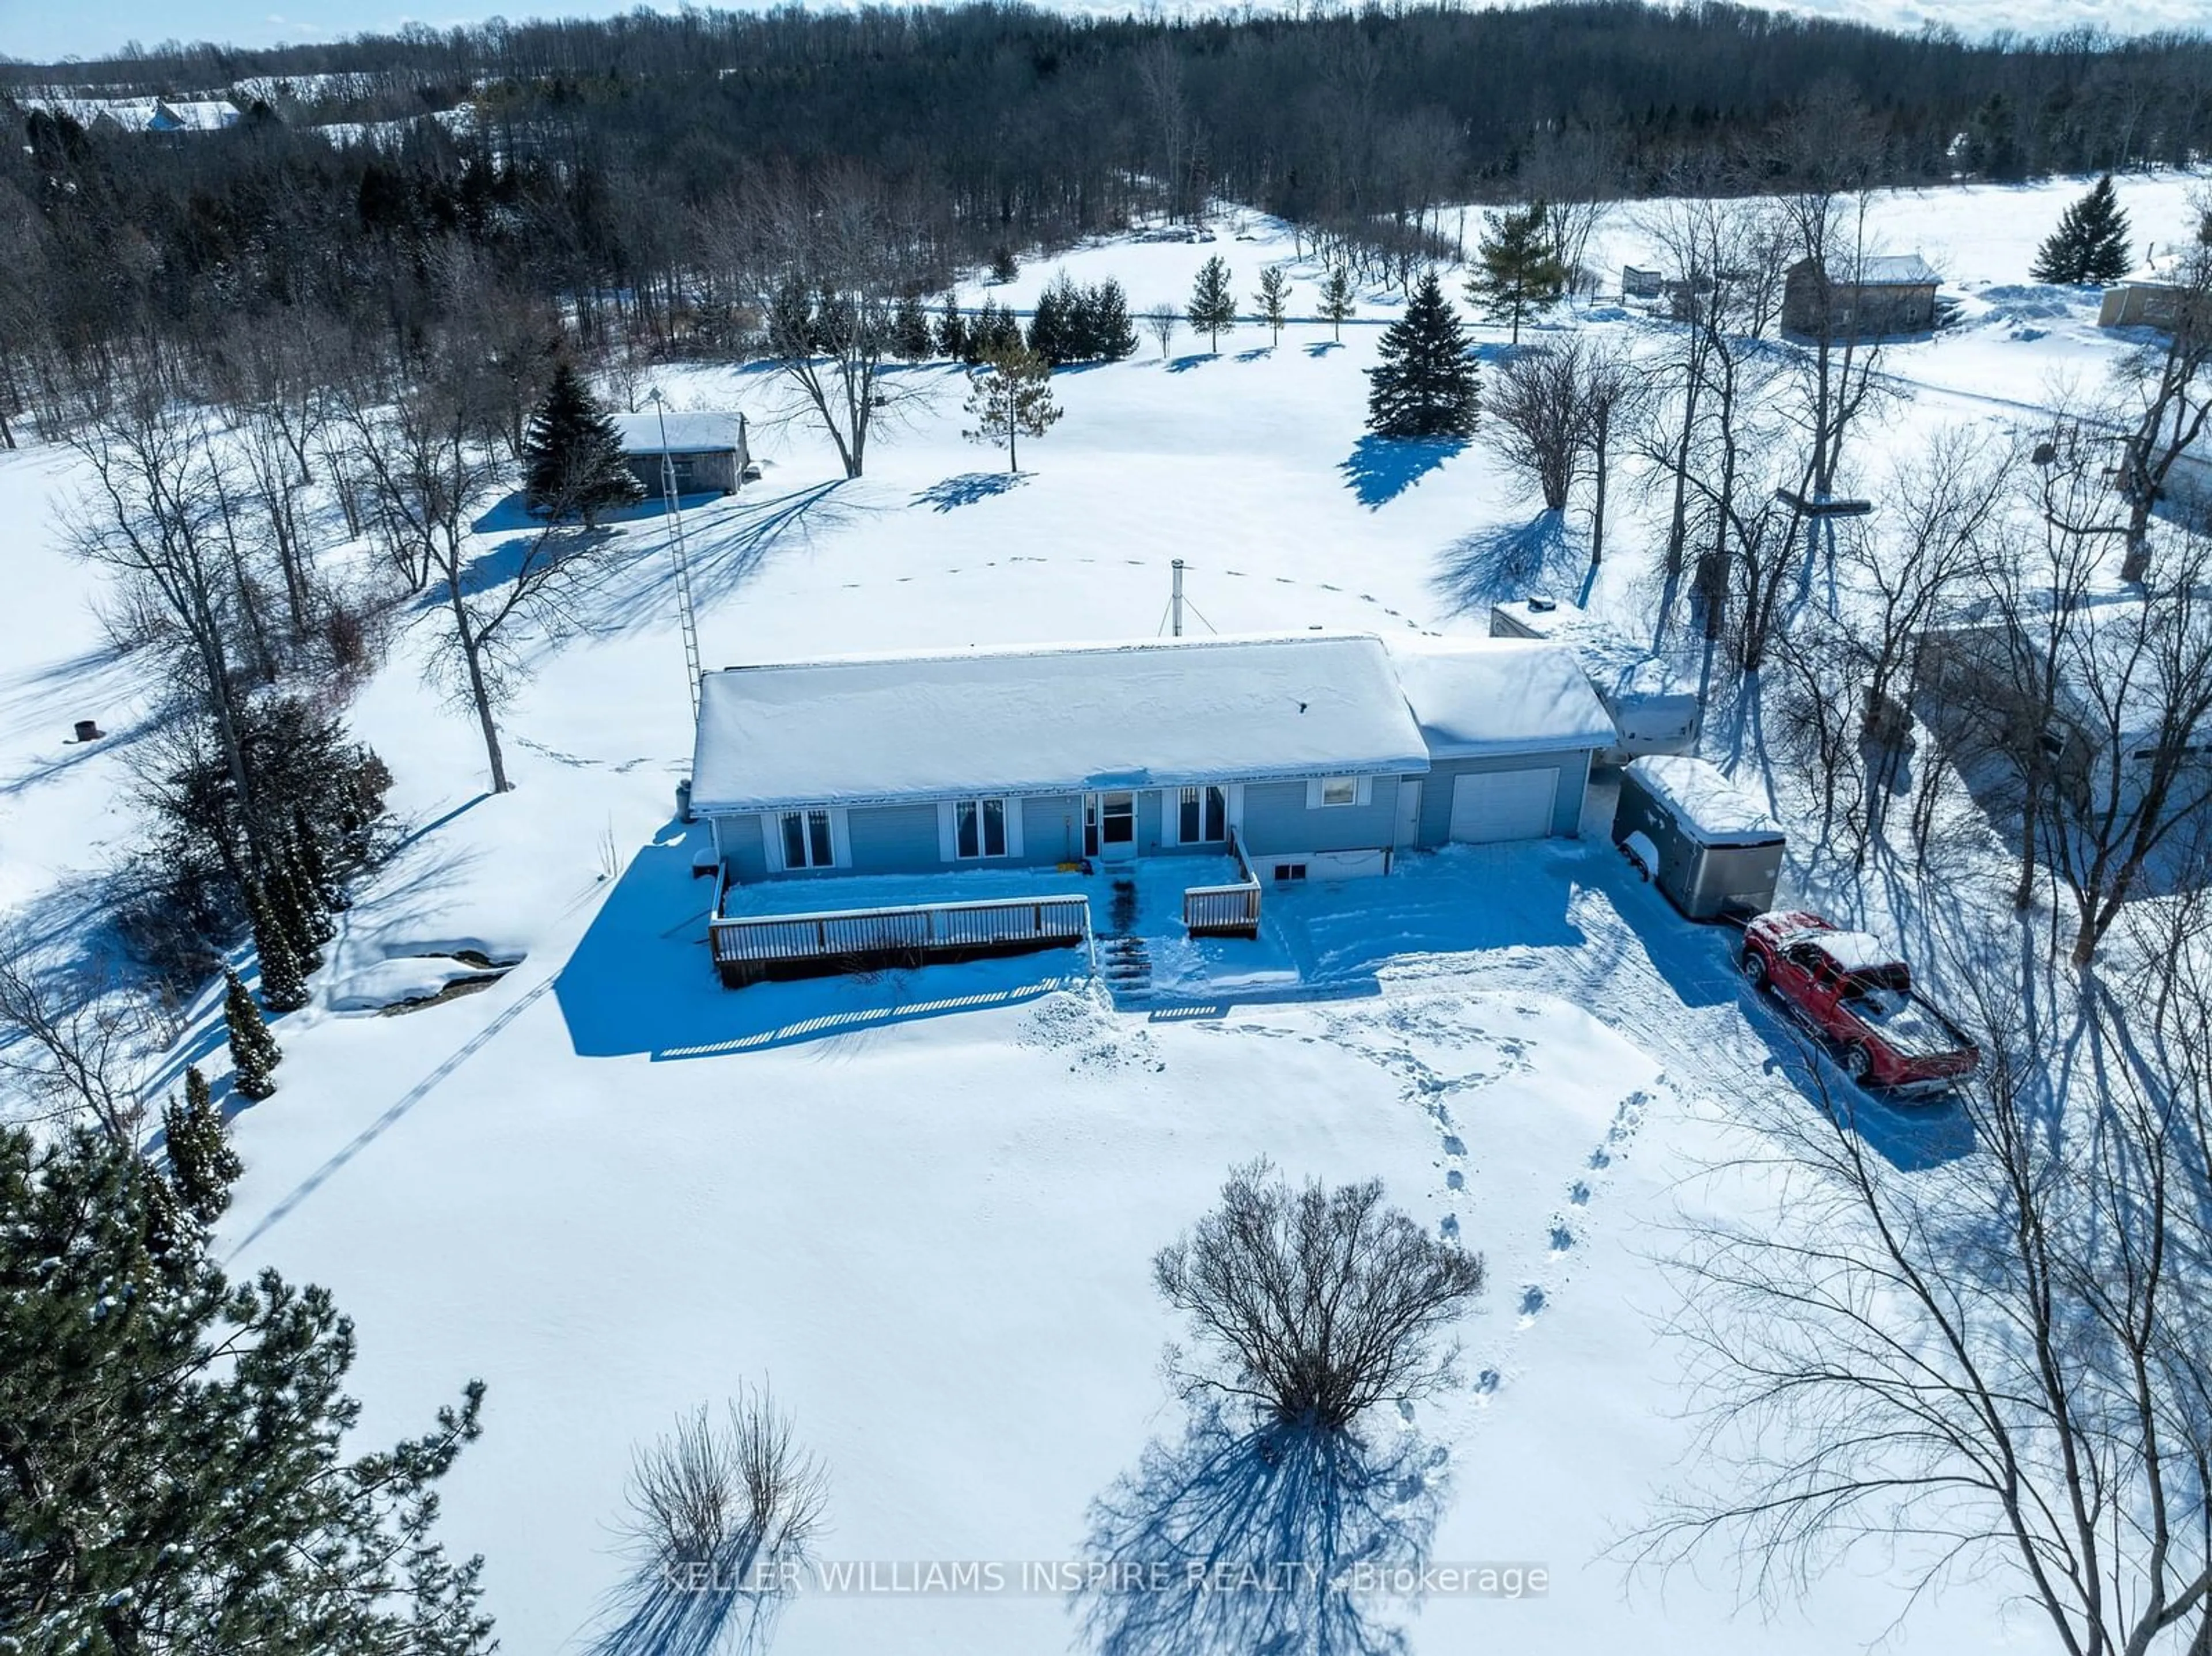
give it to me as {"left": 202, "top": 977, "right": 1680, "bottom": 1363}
{"left": 1388, "top": 636, "right": 1618, "bottom": 759}
{"left": 1627, "top": 756, "right": 1785, "bottom": 846}
{"left": 1824, "top": 253, "right": 1940, "bottom": 287}
{"left": 612, "top": 412, "right": 741, "bottom": 455}
{"left": 692, "top": 634, "right": 1433, "bottom": 814}
{"left": 1490, "top": 598, "right": 1700, "bottom": 705}
{"left": 155, "top": 100, "right": 242, "bottom": 131}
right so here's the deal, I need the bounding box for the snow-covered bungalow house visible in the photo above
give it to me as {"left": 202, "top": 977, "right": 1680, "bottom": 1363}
{"left": 690, "top": 632, "right": 1615, "bottom": 984}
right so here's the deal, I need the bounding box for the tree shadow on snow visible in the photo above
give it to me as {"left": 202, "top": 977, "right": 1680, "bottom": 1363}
{"left": 586, "top": 1537, "right": 791, "bottom": 1656}
{"left": 1075, "top": 1404, "right": 1448, "bottom": 1656}
{"left": 1233, "top": 346, "right": 1273, "bottom": 362}
{"left": 914, "top": 471, "right": 1029, "bottom": 511}
{"left": 1304, "top": 341, "right": 1343, "bottom": 358}
{"left": 1430, "top": 510, "right": 1580, "bottom": 613}
{"left": 1166, "top": 353, "right": 1217, "bottom": 374}
{"left": 1338, "top": 436, "right": 1465, "bottom": 510}
{"left": 570, "top": 481, "right": 860, "bottom": 637}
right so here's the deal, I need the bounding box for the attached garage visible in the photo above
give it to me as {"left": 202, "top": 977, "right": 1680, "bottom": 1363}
{"left": 1447, "top": 766, "right": 1559, "bottom": 844}
{"left": 1389, "top": 636, "right": 1621, "bottom": 850}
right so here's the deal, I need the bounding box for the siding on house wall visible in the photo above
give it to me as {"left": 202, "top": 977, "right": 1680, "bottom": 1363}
{"left": 721, "top": 763, "right": 1592, "bottom": 885}
{"left": 1415, "top": 753, "right": 1591, "bottom": 846}
{"left": 719, "top": 813, "right": 770, "bottom": 882}
{"left": 1238, "top": 777, "right": 1402, "bottom": 855}
{"left": 846, "top": 802, "right": 949, "bottom": 873}
{"left": 1025, "top": 794, "right": 1088, "bottom": 863}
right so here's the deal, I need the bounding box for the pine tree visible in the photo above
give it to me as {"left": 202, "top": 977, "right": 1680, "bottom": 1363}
{"left": 1187, "top": 255, "right": 1237, "bottom": 353}
{"left": 163, "top": 1066, "right": 243, "bottom": 1225}
{"left": 520, "top": 360, "right": 646, "bottom": 526}
{"left": 2031, "top": 175, "right": 2135, "bottom": 284}
{"left": 889, "top": 291, "right": 935, "bottom": 361}
{"left": 1028, "top": 272, "right": 1082, "bottom": 366}
{"left": 1319, "top": 266, "right": 1355, "bottom": 342}
{"left": 1255, "top": 265, "right": 1290, "bottom": 346}
{"left": 1086, "top": 278, "right": 1139, "bottom": 361}
{"left": 245, "top": 882, "right": 310, "bottom": 1011}
{"left": 293, "top": 804, "right": 346, "bottom": 912}
{"left": 0, "top": 1121, "right": 493, "bottom": 1650}
{"left": 1367, "top": 270, "right": 1481, "bottom": 440}
{"left": 224, "top": 966, "right": 282, "bottom": 1100}
{"left": 963, "top": 343, "right": 1064, "bottom": 472}
{"left": 274, "top": 843, "right": 334, "bottom": 954}
{"left": 935, "top": 294, "right": 970, "bottom": 362}
{"left": 1467, "top": 202, "right": 1568, "bottom": 344}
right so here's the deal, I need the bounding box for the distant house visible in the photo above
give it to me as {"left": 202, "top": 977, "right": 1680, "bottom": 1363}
{"left": 16, "top": 95, "right": 242, "bottom": 133}
{"left": 689, "top": 633, "right": 1618, "bottom": 983}
{"left": 1782, "top": 253, "right": 1940, "bottom": 338}
{"left": 612, "top": 412, "right": 749, "bottom": 499}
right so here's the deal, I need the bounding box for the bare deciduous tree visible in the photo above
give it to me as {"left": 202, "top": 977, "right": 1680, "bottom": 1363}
{"left": 728, "top": 168, "right": 933, "bottom": 480}
{"left": 1153, "top": 1159, "right": 1484, "bottom": 1433}
{"left": 1639, "top": 930, "right": 2212, "bottom": 1656}
{"left": 0, "top": 932, "right": 145, "bottom": 1143}
{"left": 2112, "top": 214, "right": 2212, "bottom": 577}
{"left": 623, "top": 1386, "right": 827, "bottom": 1570}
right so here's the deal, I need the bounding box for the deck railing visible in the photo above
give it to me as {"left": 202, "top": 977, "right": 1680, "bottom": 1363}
{"left": 1183, "top": 827, "right": 1263, "bottom": 938}
{"left": 711, "top": 892, "right": 1091, "bottom": 987}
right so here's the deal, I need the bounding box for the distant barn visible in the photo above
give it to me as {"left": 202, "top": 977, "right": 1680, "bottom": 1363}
{"left": 1782, "top": 253, "right": 1940, "bottom": 339}
{"left": 612, "top": 412, "right": 749, "bottom": 498}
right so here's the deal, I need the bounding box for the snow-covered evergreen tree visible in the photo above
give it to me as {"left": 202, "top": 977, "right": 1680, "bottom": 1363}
{"left": 2031, "top": 175, "right": 2134, "bottom": 284}
{"left": 162, "top": 1064, "right": 241, "bottom": 1224}
{"left": 1028, "top": 272, "right": 1083, "bottom": 365}
{"left": 1367, "top": 271, "right": 1480, "bottom": 439}
{"left": 224, "top": 965, "right": 282, "bottom": 1099}
{"left": 521, "top": 361, "right": 646, "bottom": 526}
{"left": 0, "top": 1121, "right": 494, "bottom": 1650}
{"left": 247, "top": 881, "right": 311, "bottom": 1009}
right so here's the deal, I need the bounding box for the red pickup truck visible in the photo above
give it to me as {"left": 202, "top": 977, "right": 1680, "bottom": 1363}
{"left": 1740, "top": 911, "right": 1979, "bottom": 1098}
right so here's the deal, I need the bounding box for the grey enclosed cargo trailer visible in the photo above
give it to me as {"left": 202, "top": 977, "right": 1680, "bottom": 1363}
{"left": 1614, "top": 756, "right": 1786, "bottom": 921}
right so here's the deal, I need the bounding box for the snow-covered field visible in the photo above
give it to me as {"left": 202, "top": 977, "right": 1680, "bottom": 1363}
{"left": 2, "top": 171, "right": 2201, "bottom": 1654}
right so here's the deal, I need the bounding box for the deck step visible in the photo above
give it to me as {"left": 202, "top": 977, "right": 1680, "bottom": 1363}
{"left": 1100, "top": 934, "right": 1154, "bottom": 1005}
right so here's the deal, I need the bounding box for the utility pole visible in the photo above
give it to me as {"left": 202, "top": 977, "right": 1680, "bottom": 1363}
{"left": 1171, "top": 558, "right": 1185, "bottom": 637}
{"left": 649, "top": 389, "right": 703, "bottom": 718}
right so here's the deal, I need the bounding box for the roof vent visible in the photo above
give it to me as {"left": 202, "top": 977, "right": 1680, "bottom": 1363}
{"left": 1526, "top": 595, "right": 1557, "bottom": 613}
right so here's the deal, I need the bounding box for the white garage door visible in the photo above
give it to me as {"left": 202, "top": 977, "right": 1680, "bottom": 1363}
{"left": 1448, "top": 767, "right": 1559, "bottom": 844}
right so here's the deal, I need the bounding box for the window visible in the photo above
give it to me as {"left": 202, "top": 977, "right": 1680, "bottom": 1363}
{"left": 1273, "top": 863, "right": 1308, "bottom": 882}
{"left": 1177, "top": 785, "right": 1228, "bottom": 844}
{"left": 1309, "top": 776, "right": 1367, "bottom": 808}
{"left": 955, "top": 797, "right": 1010, "bottom": 859}
{"left": 779, "top": 808, "right": 835, "bottom": 869}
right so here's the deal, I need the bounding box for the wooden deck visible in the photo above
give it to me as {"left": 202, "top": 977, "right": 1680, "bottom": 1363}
{"left": 711, "top": 891, "right": 1092, "bottom": 987}
{"left": 1181, "top": 828, "right": 1263, "bottom": 938}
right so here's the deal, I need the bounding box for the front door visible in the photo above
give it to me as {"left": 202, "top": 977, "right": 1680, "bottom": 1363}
{"left": 1090, "top": 791, "right": 1139, "bottom": 861}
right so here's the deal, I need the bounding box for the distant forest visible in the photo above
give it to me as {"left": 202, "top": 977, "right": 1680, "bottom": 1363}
{"left": 3, "top": 1, "right": 2211, "bottom": 376}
